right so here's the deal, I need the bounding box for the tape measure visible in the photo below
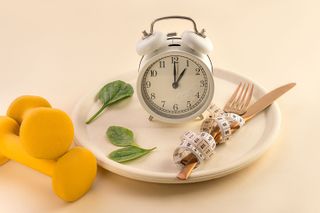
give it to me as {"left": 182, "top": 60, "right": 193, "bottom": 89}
{"left": 173, "top": 105, "right": 245, "bottom": 168}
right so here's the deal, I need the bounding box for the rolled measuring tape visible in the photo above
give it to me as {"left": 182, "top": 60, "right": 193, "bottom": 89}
{"left": 200, "top": 104, "right": 226, "bottom": 134}
{"left": 173, "top": 131, "right": 216, "bottom": 169}
{"left": 174, "top": 110, "right": 245, "bottom": 168}
{"left": 207, "top": 104, "right": 225, "bottom": 117}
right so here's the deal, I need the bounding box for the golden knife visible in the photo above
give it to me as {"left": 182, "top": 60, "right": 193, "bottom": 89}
{"left": 242, "top": 82, "right": 296, "bottom": 121}
{"left": 177, "top": 82, "right": 296, "bottom": 180}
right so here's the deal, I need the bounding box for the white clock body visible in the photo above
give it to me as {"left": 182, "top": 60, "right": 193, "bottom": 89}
{"left": 137, "top": 37, "right": 214, "bottom": 123}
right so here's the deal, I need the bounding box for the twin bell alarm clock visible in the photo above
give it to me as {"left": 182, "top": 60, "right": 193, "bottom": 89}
{"left": 136, "top": 16, "right": 214, "bottom": 123}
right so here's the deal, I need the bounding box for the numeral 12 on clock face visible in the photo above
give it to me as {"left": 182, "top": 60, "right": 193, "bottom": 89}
{"left": 141, "top": 55, "right": 209, "bottom": 119}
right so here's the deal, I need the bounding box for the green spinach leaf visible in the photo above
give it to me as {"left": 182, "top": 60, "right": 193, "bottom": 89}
{"left": 86, "top": 80, "right": 133, "bottom": 124}
{"left": 108, "top": 146, "right": 156, "bottom": 163}
{"left": 107, "top": 126, "right": 135, "bottom": 147}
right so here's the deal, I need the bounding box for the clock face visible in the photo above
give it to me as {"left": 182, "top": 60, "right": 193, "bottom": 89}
{"left": 140, "top": 55, "right": 212, "bottom": 119}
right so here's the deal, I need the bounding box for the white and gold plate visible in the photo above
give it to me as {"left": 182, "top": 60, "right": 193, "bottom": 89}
{"left": 71, "top": 68, "right": 281, "bottom": 183}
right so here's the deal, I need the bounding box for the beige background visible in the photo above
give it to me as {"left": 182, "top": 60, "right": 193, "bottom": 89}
{"left": 0, "top": 0, "right": 319, "bottom": 212}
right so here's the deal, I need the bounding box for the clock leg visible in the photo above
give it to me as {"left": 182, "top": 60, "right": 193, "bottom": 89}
{"left": 148, "top": 115, "right": 154, "bottom": 121}
{"left": 196, "top": 114, "right": 204, "bottom": 120}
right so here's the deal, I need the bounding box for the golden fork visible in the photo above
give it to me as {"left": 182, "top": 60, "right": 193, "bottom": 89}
{"left": 224, "top": 82, "right": 254, "bottom": 115}
{"left": 177, "top": 82, "right": 254, "bottom": 180}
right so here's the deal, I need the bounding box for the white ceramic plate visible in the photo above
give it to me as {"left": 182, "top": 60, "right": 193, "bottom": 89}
{"left": 72, "top": 68, "right": 281, "bottom": 183}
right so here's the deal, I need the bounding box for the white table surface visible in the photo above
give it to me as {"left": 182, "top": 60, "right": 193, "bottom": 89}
{"left": 0, "top": 0, "right": 319, "bottom": 212}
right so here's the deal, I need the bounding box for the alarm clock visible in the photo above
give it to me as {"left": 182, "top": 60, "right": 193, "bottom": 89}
{"left": 136, "top": 16, "right": 214, "bottom": 123}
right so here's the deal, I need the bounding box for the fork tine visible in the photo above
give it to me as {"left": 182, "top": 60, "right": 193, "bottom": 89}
{"left": 224, "top": 82, "right": 242, "bottom": 110}
{"left": 238, "top": 83, "right": 249, "bottom": 109}
{"left": 243, "top": 83, "right": 254, "bottom": 109}
{"left": 230, "top": 82, "right": 242, "bottom": 104}
{"left": 223, "top": 82, "right": 254, "bottom": 115}
{"left": 232, "top": 83, "right": 245, "bottom": 108}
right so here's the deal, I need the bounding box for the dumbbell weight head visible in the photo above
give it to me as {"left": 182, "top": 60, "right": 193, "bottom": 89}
{"left": 0, "top": 155, "right": 8, "bottom": 165}
{"left": 20, "top": 107, "right": 74, "bottom": 159}
{"left": 0, "top": 116, "right": 19, "bottom": 165}
{"left": 7, "top": 95, "right": 51, "bottom": 124}
{"left": 53, "top": 147, "right": 97, "bottom": 202}
{"left": 0, "top": 116, "right": 56, "bottom": 175}
{"left": 7, "top": 96, "right": 73, "bottom": 160}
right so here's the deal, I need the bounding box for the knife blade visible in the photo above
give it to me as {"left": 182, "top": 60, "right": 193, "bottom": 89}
{"left": 242, "top": 82, "right": 296, "bottom": 121}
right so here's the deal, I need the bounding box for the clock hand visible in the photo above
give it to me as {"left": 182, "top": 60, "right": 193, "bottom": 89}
{"left": 172, "top": 68, "right": 187, "bottom": 88}
{"left": 176, "top": 68, "right": 186, "bottom": 83}
{"left": 173, "top": 62, "right": 177, "bottom": 87}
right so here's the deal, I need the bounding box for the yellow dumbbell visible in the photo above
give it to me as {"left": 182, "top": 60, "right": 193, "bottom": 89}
{"left": 0, "top": 96, "right": 97, "bottom": 202}
{"left": 6, "top": 96, "right": 73, "bottom": 159}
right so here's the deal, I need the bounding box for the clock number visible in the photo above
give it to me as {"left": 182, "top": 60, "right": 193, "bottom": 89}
{"left": 187, "top": 101, "right": 192, "bottom": 109}
{"left": 173, "top": 104, "right": 179, "bottom": 111}
{"left": 150, "top": 93, "right": 156, "bottom": 100}
{"left": 159, "top": 60, "right": 165, "bottom": 68}
{"left": 171, "top": 56, "right": 179, "bottom": 63}
{"left": 161, "top": 101, "right": 166, "bottom": 107}
{"left": 195, "top": 92, "right": 200, "bottom": 99}
{"left": 195, "top": 68, "right": 201, "bottom": 75}
{"left": 150, "top": 70, "right": 157, "bottom": 77}
{"left": 146, "top": 81, "right": 151, "bottom": 88}
{"left": 186, "top": 60, "right": 189, "bottom": 67}
{"left": 200, "top": 80, "right": 205, "bottom": 87}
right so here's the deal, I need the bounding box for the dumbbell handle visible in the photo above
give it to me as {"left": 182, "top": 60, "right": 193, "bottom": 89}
{"left": 0, "top": 117, "right": 55, "bottom": 176}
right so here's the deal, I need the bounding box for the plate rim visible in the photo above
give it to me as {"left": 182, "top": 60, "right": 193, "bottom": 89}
{"left": 71, "top": 68, "right": 281, "bottom": 183}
